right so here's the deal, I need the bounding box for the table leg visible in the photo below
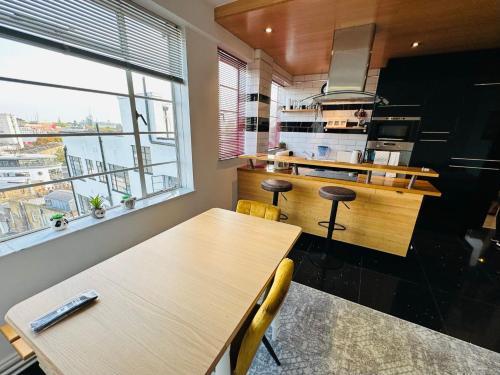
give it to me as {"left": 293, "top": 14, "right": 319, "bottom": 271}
{"left": 213, "top": 345, "right": 231, "bottom": 375}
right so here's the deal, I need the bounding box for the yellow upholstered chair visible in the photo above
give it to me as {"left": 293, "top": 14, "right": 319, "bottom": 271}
{"left": 231, "top": 258, "right": 294, "bottom": 375}
{"left": 235, "top": 200, "right": 281, "bottom": 222}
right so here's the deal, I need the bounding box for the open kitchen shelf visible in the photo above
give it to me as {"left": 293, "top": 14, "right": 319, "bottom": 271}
{"left": 325, "top": 126, "right": 367, "bottom": 130}
{"left": 280, "top": 109, "right": 317, "bottom": 113}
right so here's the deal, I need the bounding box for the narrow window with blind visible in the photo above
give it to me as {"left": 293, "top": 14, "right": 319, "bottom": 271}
{"left": 269, "top": 81, "right": 282, "bottom": 149}
{"left": 0, "top": 0, "right": 191, "bottom": 242}
{"left": 218, "top": 49, "right": 247, "bottom": 160}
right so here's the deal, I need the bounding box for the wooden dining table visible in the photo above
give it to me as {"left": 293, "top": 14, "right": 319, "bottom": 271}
{"left": 5, "top": 208, "right": 302, "bottom": 375}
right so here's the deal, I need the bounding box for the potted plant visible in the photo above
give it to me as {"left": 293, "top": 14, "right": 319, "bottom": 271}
{"left": 50, "top": 213, "right": 68, "bottom": 231}
{"left": 121, "top": 194, "right": 136, "bottom": 210}
{"left": 89, "top": 195, "right": 106, "bottom": 219}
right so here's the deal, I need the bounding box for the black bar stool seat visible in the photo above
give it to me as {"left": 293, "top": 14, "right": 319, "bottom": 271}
{"left": 261, "top": 179, "right": 293, "bottom": 206}
{"left": 319, "top": 186, "right": 356, "bottom": 202}
{"left": 261, "top": 179, "right": 293, "bottom": 220}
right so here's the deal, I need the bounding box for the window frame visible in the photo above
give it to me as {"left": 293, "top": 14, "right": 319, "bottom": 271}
{"left": 0, "top": 34, "right": 186, "bottom": 243}
{"left": 269, "top": 81, "right": 282, "bottom": 149}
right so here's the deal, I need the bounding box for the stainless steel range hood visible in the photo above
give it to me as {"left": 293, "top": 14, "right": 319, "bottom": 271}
{"left": 305, "top": 23, "right": 387, "bottom": 105}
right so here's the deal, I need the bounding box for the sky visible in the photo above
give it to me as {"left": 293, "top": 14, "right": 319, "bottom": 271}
{"left": 0, "top": 37, "right": 172, "bottom": 123}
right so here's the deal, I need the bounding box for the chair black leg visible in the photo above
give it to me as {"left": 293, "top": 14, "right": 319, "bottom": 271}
{"left": 262, "top": 335, "right": 281, "bottom": 366}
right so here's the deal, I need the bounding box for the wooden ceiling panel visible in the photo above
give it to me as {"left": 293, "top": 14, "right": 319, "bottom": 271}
{"left": 215, "top": 0, "right": 500, "bottom": 75}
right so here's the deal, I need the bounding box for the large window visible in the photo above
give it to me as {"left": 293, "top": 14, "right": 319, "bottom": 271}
{"left": 0, "top": 0, "right": 187, "bottom": 241}
{"left": 218, "top": 49, "right": 247, "bottom": 160}
{"left": 269, "top": 82, "right": 282, "bottom": 149}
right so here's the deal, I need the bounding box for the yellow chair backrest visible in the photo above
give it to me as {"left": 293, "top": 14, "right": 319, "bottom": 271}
{"left": 233, "top": 258, "right": 294, "bottom": 375}
{"left": 236, "top": 200, "right": 281, "bottom": 222}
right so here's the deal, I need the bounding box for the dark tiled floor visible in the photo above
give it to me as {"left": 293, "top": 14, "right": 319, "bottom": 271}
{"left": 289, "top": 229, "right": 500, "bottom": 353}
{"left": 19, "top": 229, "right": 500, "bottom": 375}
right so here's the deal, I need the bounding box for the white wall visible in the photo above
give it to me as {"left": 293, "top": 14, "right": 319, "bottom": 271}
{"left": 0, "top": 0, "right": 251, "bottom": 366}
{"left": 278, "top": 74, "right": 372, "bottom": 159}
{"left": 279, "top": 132, "right": 367, "bottom": 160}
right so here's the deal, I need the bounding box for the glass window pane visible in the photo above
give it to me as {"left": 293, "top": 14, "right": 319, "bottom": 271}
{"left": 132, "top": 72, "right": 173, "bottom": 101}
{"left": 146, "top": 163, "right": 178, "bottom": 196}
{"left": 0, "top": 183, "right": 78, "bottom": 240}
{"left": 0, "top": 37, "right": 128, "bottom": 94}
{"left": 0, "top": 81, "right": 129, "bottom": 134}
{"left": 136, "top": 99, "right": 176, "bottom": 144}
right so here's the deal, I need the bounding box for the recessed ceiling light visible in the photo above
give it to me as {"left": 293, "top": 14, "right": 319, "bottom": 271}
{"left": 265, "top": 27, "right": 273, "bottom": 33}
{"left": 411, "top": 41, "right": 420, "bottom": 48}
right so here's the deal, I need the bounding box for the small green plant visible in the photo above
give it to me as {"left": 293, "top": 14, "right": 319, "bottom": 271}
{"left": 50, "top": 213, "right": 64, "bottom": 220}
{"left": 121, "top": 194, "right": 131, "bottom": 200}
{"left": 89, "top": 195, "right": 104, "bottom": 209}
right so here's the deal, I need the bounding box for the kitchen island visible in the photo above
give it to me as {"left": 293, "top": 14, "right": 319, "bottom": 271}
{"left": 238, "top": 154, "right": 441, "bottom": 256}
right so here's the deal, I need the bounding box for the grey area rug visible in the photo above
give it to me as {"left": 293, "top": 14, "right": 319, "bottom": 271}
{"left": 249, "top": 282, "right": 500, "bottom": 375}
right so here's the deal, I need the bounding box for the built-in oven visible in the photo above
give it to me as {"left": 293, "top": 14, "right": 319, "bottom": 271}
{"left": 368, "top": 104, "right": 422, "bottom": 142}
{"left": 368, "top": 116, "right": 421, "bottom": 142}
{"left": 365, "top": 105, "right": 421, "bottom": 168}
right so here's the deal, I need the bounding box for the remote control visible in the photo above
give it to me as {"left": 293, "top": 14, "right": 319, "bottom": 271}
{"left": 30, "top": 290, "right": 99, "bottom": 333}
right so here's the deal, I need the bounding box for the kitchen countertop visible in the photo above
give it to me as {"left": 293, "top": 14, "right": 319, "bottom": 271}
{"left": 238, "top": 166, "right": 441, "bottom": 196}
{"left": 239, "top": 153, "right": 439, "bottom": 178}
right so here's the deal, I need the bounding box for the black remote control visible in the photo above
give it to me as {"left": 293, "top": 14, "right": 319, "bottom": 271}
{"left": 30, "top": 290, "right": 99, "bottom": 333}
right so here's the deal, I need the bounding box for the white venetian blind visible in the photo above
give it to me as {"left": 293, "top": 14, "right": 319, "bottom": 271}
{"left": 0, "top": 0, "right": 184, "bottom": 82}
{"left": 218, "top": 49, "right": 246, "bottom": 160}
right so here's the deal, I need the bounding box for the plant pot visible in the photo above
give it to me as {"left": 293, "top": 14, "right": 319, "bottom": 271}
{"left": 121, "top": 196, "right": 136, "bottom": 210}
{"left": 50, "top": 217, "right": 68, "bottom": 231}
{"left": 91, "top": 207, "right": 106, "bottom": 219}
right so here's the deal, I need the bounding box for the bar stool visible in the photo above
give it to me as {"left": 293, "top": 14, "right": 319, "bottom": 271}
{"left": 311, "top": 186, "right": 356, "bottom": 270}
{"left": 261, "top": 179, "right": 292, "bottom": 221}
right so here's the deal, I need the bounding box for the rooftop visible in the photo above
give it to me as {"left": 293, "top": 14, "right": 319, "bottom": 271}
{"left": 45, "top": 190, "right": 74, "bottom": 202}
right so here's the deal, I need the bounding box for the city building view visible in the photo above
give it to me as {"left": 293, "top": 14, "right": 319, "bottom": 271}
{"left": 0, "top": 36, "right": 179, "bottom": 240}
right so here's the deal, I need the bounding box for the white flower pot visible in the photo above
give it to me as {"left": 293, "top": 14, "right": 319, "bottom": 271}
{"left": 121, "top": 197, "right": 136, "bottom": 210}
{"left": 91, "top": 207, "right": 106, "bottom": 219}
{"left": 50, "top": 217, "right": 68, "bottom": 231}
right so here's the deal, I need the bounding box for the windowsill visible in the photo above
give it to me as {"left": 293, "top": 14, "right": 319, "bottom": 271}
{"left": 0, "top": 187, "right": 194, "bottom": 258}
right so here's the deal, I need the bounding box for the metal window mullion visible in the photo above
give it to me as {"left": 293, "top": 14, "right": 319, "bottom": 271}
{"left": 0, "top": 76, "right": 129, "bottom": 97}
{"left": 0, "top": 78, "right": 174, "bottom": 104}
{"left": 171, "top": 83, "right": 182, "bottom": 191}
{"left": 0, "top": 162, "right": 173, "bottom": 194}
{"left": 0, "top": 131, "right": 175, "bottom": 138}
{"left": 126, "top": 70, "right": 148, "bottom": 198}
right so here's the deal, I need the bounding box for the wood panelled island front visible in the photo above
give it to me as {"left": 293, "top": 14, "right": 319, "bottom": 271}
{"left": 238, "top": 161, "right": 441, "bottom": 257}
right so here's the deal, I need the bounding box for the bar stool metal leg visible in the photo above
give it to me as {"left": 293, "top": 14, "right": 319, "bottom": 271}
{"left": 272, "top": 191, "right": 279, "bottom": 206}
{"left": 327, "top": 200, "right": 339, "bottom": 248}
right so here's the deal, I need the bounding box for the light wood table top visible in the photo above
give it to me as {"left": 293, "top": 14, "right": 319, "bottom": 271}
{"left": 239, "top": 153, "right": 439, "bottom": 177}
{"left": 5, "top": 208, "right": 301, "bottom": 375}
